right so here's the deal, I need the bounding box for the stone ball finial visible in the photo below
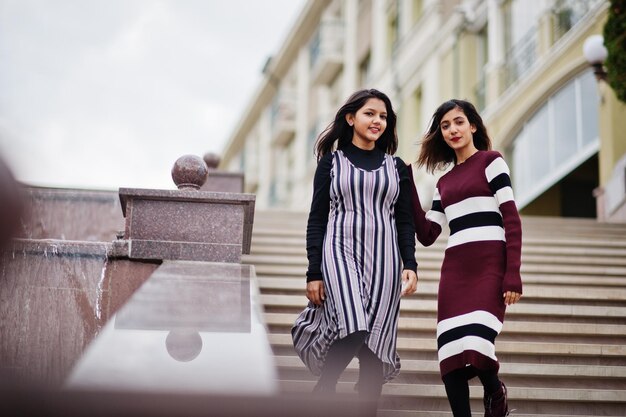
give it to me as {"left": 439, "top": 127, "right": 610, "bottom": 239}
{"left": 171, "top": 154, "right": 209, "bottom": 190}
{"left": 203, "top": 152, "right": 221, "bottom": 170}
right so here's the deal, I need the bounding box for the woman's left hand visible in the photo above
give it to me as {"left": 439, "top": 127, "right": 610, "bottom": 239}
{"left": 503, "top": 291, "right": 521, "bottom": 305}
{"left": 401, "top": 269, "right": 418, "bottom": 296}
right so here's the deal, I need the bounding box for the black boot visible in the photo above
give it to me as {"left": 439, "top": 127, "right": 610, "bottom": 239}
{"left": 484, "top": 382, "right": 509, "bottom": 417}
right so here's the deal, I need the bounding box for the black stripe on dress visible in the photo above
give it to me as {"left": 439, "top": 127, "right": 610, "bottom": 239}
{"left": 437, "top": 323, "right": 498, "bottom": 350}
{"left": 432, "top": 200, "right": 444, "bottom": 213}
{"left": 448, "top": 212, "right": 504, "bottom": 235}
{"left": 489, "top": 172, "right": 512, "bottom": 192}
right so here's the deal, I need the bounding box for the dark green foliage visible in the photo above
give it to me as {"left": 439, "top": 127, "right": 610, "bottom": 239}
{"left": 604, "top": 0, "right": 626, "bottom": 103}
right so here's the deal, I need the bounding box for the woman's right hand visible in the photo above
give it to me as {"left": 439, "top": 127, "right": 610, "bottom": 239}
{"left": 306, "top": 280, "right": 326, "bottom": 306}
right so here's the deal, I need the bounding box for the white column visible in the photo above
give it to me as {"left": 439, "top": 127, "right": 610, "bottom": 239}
{"left": 399, "top": 0, "right": 412, "bottom": 39}
{"left": 318, "top": 85, "right": 332, "bottom": 127}
{"left": 256, "top": 111, "right": 272, "bottom": 209}
{"left": 343, "top": 0, "right": 359, "bottom": 97}
{"left": 291, "top": 47, "right": 311, "bottom": 209}
{"left": 371, "top": 0, "right": 387, "bottom": 78}
{"left": 487, "top": 0, "right": 505, "bottom": 66}
{"left": 276, "top": 147, "right": 287, "bottom": 205}
{"left": 485, "top": 0, "right": 506, "bottom": 105}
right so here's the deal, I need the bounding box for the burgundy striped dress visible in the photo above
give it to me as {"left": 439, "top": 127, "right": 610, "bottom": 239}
{"left": 292, "top": 148, "right": 405, "bottom": 381}
{"left": 409, "top": 150, "right": 522, "bottom": 377}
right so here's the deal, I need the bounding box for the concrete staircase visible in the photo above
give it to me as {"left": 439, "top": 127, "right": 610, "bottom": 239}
{"left": 243, "top": 211, "right": 626, "bottom": 417}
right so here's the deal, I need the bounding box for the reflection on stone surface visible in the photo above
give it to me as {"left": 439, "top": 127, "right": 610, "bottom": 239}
{"left": 165, "top": 330, "right": 203, "bottom": 362}
{"left": 66, "top": 261, "right": 277, "bottom": 396}
{"left": 0, "top": 240, "right": 160, "bottom": 387}
{"left": 0, "top": 241, "right": 110, "bottom": 386}
{"left": 114, "top": 261, "right": 251, "bottom": 332}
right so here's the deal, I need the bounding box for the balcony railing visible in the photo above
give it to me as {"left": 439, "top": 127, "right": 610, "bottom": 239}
{"left": 270, "top": 89, "right": 296, "bottom": 147}
{"left": 309, "top": 18, "right": 344, "bottom": 85}
{"left": 503, "top": 27, "right": 538, "bottom": 89}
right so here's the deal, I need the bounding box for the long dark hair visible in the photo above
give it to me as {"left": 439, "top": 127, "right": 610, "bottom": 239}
{"left": 315, "top": 89, "right": 398, "bottom": 161}
{"left": 417, "top": 99, "right": 491, "bottom": 173}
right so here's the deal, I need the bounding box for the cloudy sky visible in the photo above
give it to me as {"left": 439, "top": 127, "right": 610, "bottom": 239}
{"left": 0, "top": 0, "right": 306, "bottom": 190}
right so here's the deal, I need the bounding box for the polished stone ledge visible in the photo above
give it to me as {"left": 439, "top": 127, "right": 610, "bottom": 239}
{"left": 18, "top": 186, "right": 124, "bottom": 242}
{"left": 66, "top": 260, "right": 276, "bottom": 396}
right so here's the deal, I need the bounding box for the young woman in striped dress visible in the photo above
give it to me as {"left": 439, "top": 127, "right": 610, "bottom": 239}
{"left": 291, "top": 89, "right": 418, "bottom": 414}
{"left": 409, "top": 99, "right": 522, "bottom": 417}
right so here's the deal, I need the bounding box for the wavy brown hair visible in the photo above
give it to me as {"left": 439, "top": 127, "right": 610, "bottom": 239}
{"left": 315, "top": 89, "right": 398, "bottom": 161}
{"left": 417, "top": 99, "right": 491, "bottom": 173}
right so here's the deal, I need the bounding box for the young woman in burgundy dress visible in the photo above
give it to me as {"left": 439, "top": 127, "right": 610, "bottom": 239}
{"left": 408, "top": 99, "right": 522, "bottom": 417}
{"left": 292, "top": 89, "right": 418, "bottom": 415}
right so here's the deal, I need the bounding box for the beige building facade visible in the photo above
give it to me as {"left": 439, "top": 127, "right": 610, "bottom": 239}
{"left": 220, "top": 0, "right": 626, "bottom": 222}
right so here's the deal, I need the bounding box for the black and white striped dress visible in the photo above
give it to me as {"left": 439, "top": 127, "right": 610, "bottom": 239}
{"left": 292, "top": 147, "right": 409, "bottom": 381}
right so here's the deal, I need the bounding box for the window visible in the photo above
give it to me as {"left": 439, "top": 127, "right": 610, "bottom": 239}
{"left": 506, "top": 71, "right": 599, "bottom": 208}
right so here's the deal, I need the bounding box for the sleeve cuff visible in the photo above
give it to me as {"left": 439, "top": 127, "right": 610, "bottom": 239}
{"left": 306, "top": 272, "right": 323, "bottom": 282}
{"left": 403, "top": 261, "right": 417, "bottom": 273}
{"left": 503, "top": 273, "right": 523, "bottom": 294}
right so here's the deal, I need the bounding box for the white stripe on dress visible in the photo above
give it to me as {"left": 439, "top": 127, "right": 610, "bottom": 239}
{"left": 438, "top": 336, "right": 499, "bottom": 362}
{"left": 426, "top": 209, "right": 446, "bottom": 226}
{"left": 495, "top": 186, "right": 515, "bottom": 205}
{"left": 485, "top": 157, "right": 510, "bottom": 182}
{"left": 437, "top": 310, "right": 503, "bottom": 336}
{"left": 447, "top": 225, "right": 506, "bottom": 248}
{"left": 446, "top": 196, "right": 501, "bottom": 221}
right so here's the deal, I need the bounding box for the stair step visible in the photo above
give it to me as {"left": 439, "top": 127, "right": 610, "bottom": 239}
{"left": 248, "top": 264, "right": 626, "bottom": 281}
{"left": 278, "top": 379, "right": 626, "bottom": 402}
{"left": 260, "top": 294, "right": 626, "bottom": 320}
{"left": 246, "top": 250, "right": 626, "bottom": 267}
{"left": 377, "top": 412, "right": 624, "bottom": 417}
{"left": 253, "top": 273, "right": 626, "bottom": 289}
{"left": 268, "top": 333, "right": 626, "bottom": 358}
{"left": 264, "top": 313, "right": 626, "bottom": 337}
{"left": 274, "top": 356, "right": 626, "bottom": 379}
{"left": 257, "top": 277, "right": 626, "bottom": 303}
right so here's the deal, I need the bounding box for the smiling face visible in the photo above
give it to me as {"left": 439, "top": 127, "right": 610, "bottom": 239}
{"left": 439, "top": 106, "right": 477, "bottom": 158}
{"left": 346, "top": 98, "right": 387, "bottom": 150}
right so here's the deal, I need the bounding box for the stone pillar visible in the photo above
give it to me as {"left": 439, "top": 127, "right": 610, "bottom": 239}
{"left": 117, "top": 155, "right": 255, "bottom": 263}
{"left": 199, "top": 153, "right": 244, "bottom": 193}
